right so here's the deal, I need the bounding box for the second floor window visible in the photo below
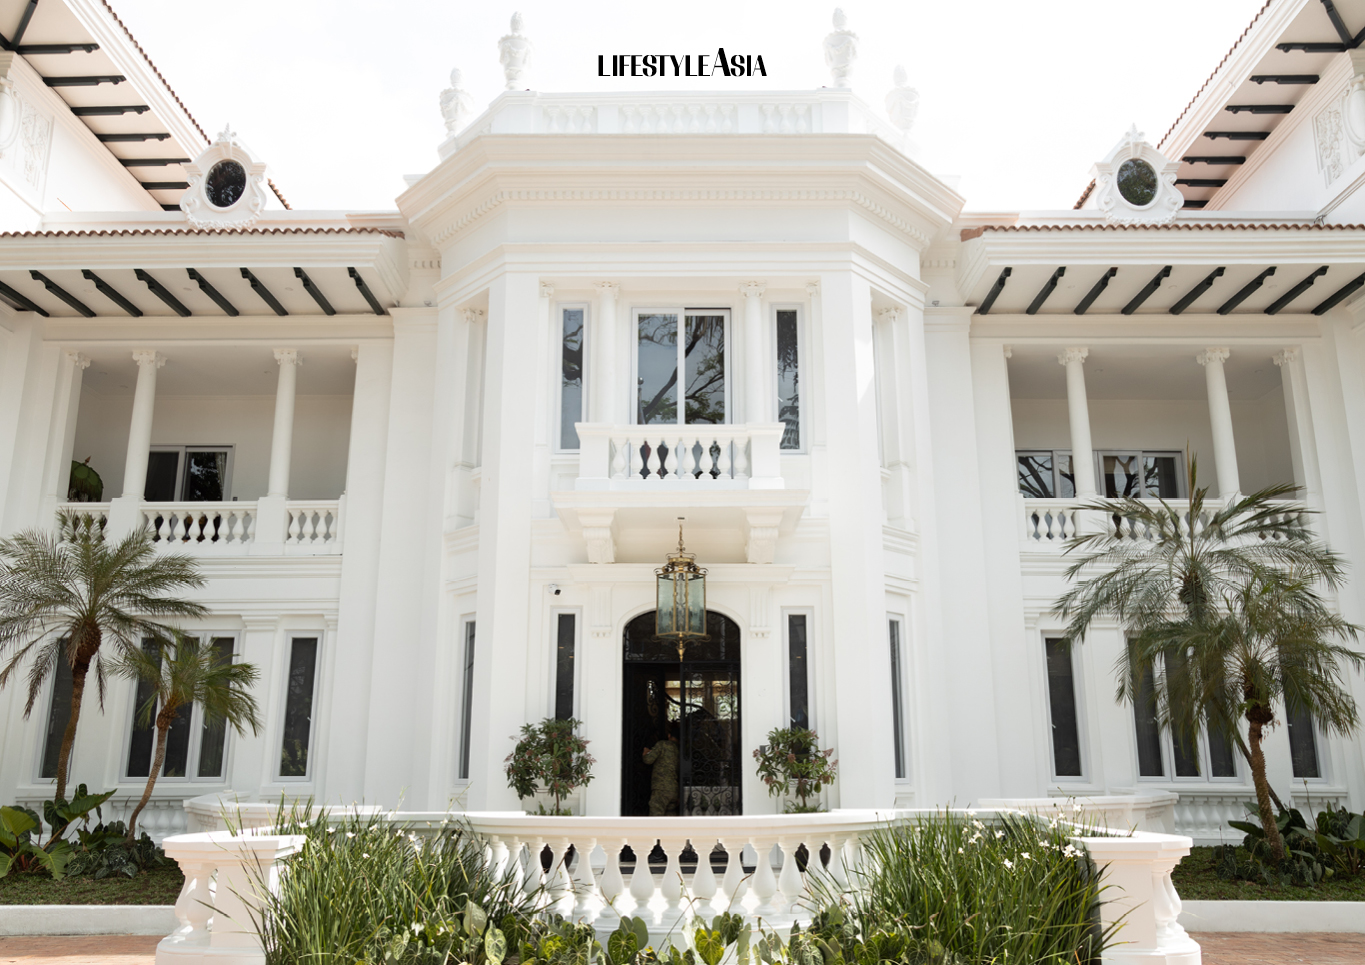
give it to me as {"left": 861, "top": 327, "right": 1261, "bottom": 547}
{"left": 636, "top": 310, "right": 727, "bottom": 425}
{"left": 145, "top": 446, "right": 233, "bottom": 501}
{"left": 559, "top": 306, "right": 585, "bottom": 449}
{"left": 1015, "top": 449, "right": 1183, "bottom": 500}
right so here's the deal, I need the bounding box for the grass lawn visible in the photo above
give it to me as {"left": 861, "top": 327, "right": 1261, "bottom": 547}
{"left": 0, "top": 861, "right": 183, "bottom": 905}
{"left": 1173, "top": 846, "right": 1365, "bottom": 901}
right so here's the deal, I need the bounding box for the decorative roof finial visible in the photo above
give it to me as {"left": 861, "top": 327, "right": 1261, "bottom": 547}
{"left": 499, "top": 12, "right": 533, "bottom": 90}
{"left": 885, "top": 65, "right": 918, "bottom": 133}
{"left": 440, "top": 68, "right": 474, "bottom": 135}
{"left": 823, "top": 8, "right": 858, "bottom": 88}
{"left": 215, "top": 124, "right": 237, "bottom": 146}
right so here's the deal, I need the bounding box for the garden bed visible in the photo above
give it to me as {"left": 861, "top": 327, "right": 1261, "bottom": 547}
{"left": 1173, "top": 847, "right": 1365, "bottom": 901}
{"left": 0, "top": 862, "right": 183, "bottom": 905}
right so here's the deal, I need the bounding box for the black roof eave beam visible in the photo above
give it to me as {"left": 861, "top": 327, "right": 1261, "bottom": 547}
{"left": 1218, "top": 267, "right": 1277, "bottom": 315}
{"left": 1183, "top": 156, "right": 1246, "bottom": 165}
{"left": 80, "top": 269, "right": 142, "bottom": 317}
{"left": 187, "top": 269, "right": 239, "bottom": 316}
{"left": 1225, "top": 105, "right": 1294, "bottom": 114}
{"left": 44, "top": 75, "right": 125, "bottom": 87}
{"left": 30, "top": 271, "right": 93, "bottom": 317}
{"left": 1266, "top": 266, "right": 1329, "bottom": 314}
{"left": 1319, "top": 0, "right": 1362, "bottom": 46}
{"left": 16, "top": 43, "right": 100, "bottom": 54}
{"left": 1183, "top": 200, "right": 1210, "bottom": 209}
{"left": 0, "top": 279, "right": 48, "bottom": 316}
{"left": 71, "top": 105, "right": 150, "bottom": 116}
{"left": 1122, "top": 266, "right": 1172, "bottom": 315}
{"left": 134, "top": 269, "right": 190, "bottom": 317}
{"left": 1176, "top": 178, "right": 1228, "bottom": 187}
{"left": 119, "top": 158, "right": 190, "bottom": 167}
{"left": 1025, "top": 267, "right": 1065, "bottom": 315}
{"left": 294, "top": 268, "right": 336, "bottom": 316}
{"left": 1204, "top": 131, "right": 1270, "bottom": 141}
{"left": 241, "top": 268, "right": 287, "bottom": 316}
{"left": 1312, "top": 271, "right": 1365, "bottom": 315}
{"left": 1250, "top": 75, "right": 1320, "bottom": 84}
{"left": 977, "top": 267, "right": 1011, "bottom": 315}
{"left": 11, "top": 0, "right": 38, "bottom": 46}
{"left": 1277, "top": 41, "right": 1347, "bottom": 52}
{"left": 1169, "top": 267, "right": 1225, "bottom": 315}
{"left": 97, "top": 133, "right": 171, "bottom": 143}
{"left": 1073, "top": 267, "right": 1118, "bottom": 315}
{"left": 139, "top": 181, "right": 189, "bottom": 190}
{"left": 348, "top": 267, "right": 386, "bottom": 315}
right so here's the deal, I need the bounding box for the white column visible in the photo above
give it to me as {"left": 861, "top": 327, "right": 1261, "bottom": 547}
{"left": 39, "top": 351, "right": 90, "bottom": 517}
{"left": 1058, "top": 348, "right": 1096, "bottom": 497}
{"left": 121, "top": 350, "right": 165, "bottom": 499}
{"left": 591, "top": 282, "right": 620, "bottom": 424}
{"left": 267, "top": 349, "right": 301, "bottom": 497}
{"left": 741, "top": 281, "right": 767, "bottom": 423}
{"left": 1197, "top": 347, "right": 1239, "bottom": 497}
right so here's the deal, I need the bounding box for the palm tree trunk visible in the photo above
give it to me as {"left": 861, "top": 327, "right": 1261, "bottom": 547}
{"left": 127, "top": 718, "right": 170, "bottom": 843}
{"left": 53, "top": 657, "right": 90, "bottom": 803}
{"left": 1248, "top": 718, "right": 1287, "bottom": 863}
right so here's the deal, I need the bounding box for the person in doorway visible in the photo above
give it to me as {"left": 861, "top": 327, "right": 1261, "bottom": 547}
{"left": 643, "top": 724, "right": 679, "bottom": 816}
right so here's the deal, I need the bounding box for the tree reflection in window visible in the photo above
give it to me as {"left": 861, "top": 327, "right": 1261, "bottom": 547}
{"left": 637, "top": 312, "right": 726, "bottom": 425}
{"left": 560, "top": 308, "right": 584, "bottom": 449}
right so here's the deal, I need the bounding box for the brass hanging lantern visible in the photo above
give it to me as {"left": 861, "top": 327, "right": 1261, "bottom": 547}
{"left": 656, "top": 522, "right": 708, "bottom": 660}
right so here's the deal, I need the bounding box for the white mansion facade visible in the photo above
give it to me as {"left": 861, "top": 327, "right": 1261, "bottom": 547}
{"left": 2, "top": 0, "right": 1365, "bottom": 841}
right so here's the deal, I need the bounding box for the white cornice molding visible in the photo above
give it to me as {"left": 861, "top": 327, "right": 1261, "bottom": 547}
{"left": 41, "top": 317, "right": 394, "bottom": 342}
{"left": 967, "top": 313, "right": 1320, "bottom": 341}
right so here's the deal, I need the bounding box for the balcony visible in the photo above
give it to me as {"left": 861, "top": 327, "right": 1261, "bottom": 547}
{"left": 1019, "top": 495, "right": 1304, "bottom": 553}
{"left": 58, "top": 498, "right": 344, "bottom": 556}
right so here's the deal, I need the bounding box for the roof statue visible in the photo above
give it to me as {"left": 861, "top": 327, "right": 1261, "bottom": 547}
{"left": 885, "top": 65, "right": 919, "bottom": 133}
{"left": 823, "top": 8, "right": 857, "bottom": 89}
{"left": 499, "top": 12, "right": 533, "bottom": 91}
{"left": 440, "top": 68, "right": 474, "bottom": 135}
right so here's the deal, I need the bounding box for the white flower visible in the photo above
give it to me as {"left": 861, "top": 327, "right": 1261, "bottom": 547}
{"left": 966, "top": 809, "right": 978, "bottom": 817}
{"left": 995, "top": 830, "right": 1005, "bottom": 839}
{"left": 957, "top": 847, "right": 964, "bottom": 854}
{"left": 1003, "top": 858, "right": 1014, "bottom": 870}
{"left": 1021, "top": 852, "right": 1031, "bottom": 860}
{"left": 972, "top": 820, "right": 985, "bottom": 830}
{"left": 362, "top": 853, "right": 371, "bottom": 858}
{"left": 346, "top": 832, "right": 356, "bottom": 838}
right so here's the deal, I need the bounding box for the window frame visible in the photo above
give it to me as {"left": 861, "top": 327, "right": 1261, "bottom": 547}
{"left": 1096, "top": 449, "right": 1185, "bottom": 500}
{"left": 632, "top": 307, "right": 732, "bottom": 428}
{"left": 120, "top": 634, "right": 239, "bottom": 785}
{"left": 1286, "top": 696, "right": 1328, "bottom": 782}
{"left": 888, "top": 615, "right": 910, "bottom": 782}
{"left": 275, "top": 635, "right": 323, "bottom": 783}
{"left": 771, "top": 304, "right": 805, "bottom": 452}
{"left": 550, "top": 608, "right": 581, "bottom": 721}
{"left": 35, "top": 650, "right": 74, "bottom": 784}
{"left": 1041, "top": 635, "right": 1087, "bottom": 782}
{"left": 146, "top": 444, "right": 236, "bottom": 502}
{"left": 553, "top": 302, "right": 590, "bottom": 453}
{"left": 782, "top": 608, "right": 814, "bottom": 730}
{"left": 1129, "top": 648, "right": 1242, "bottom": 786}
{"left": 457, "top": 618, "right": 477, "bottom": 782}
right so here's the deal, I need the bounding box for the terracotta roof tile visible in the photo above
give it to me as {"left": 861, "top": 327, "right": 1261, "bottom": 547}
{"left": 1074, "top": 180, "right": 1096, "bottom": 210}
{"left": 962, "top": 222, "right": 1365, "bottom": 240}
{"left": 0, "top": 227, "right": 403, "bottom": 239}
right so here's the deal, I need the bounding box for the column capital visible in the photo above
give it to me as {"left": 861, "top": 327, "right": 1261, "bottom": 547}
{"left": 1273, "top": 348, "right": 1298, "bottom": 367}
{"left": 877, "top": 307, "right": 902, "bottom": 324}
{"left": 1197, "top": 347, "right": 1231, "bottom": 366}
{"left": 65, "top": 350, "right": 91, "bottom": 370}
{"left": 592, "top": 281, "right": 620, "bottom": 297}
{"left": 1057, "top": 347, "right": 1088, "bottom": 366}
{"left": 539, "top": 281, "right": 555, "bottom": 299}
{"left": 273, "top": 348, "right": 302, "bottom": 366}
{"left": 131, "top": 349, "right": 165, "bottom": 369}
{"left": 805, "top": 281, "right": 820, "bottom": 296}
{"left": 739, "top": 281, "right": 767, "bottom": 298}
{"left": 460, "top": 308, "right": 485, "bottom": 324}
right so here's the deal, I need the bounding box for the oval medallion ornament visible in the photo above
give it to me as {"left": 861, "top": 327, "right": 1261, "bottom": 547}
{"left": 1117, "top": 158, "right": 1158, "bottom": 206}
{"left": 205, "top": 160, "right": 247, "bottom": 209}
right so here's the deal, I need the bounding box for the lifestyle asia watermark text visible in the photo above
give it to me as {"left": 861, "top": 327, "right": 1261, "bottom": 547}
{"left": 598, "top": 50, "right": 767, "bottom": 78}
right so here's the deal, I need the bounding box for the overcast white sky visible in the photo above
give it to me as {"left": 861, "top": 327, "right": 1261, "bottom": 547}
{"left": 112, "top": 0, "right": 1267, "bottom": 212}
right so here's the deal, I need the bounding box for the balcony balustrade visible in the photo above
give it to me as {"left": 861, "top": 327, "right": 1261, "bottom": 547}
{"left": 57, "top": 498, "right": 344, "bottom": 556}
{"left": 574, "top": 423, "right": 785, "bottom": 491}
{"left": 1020, "top": 495, "right": 1305, "bottom": 552}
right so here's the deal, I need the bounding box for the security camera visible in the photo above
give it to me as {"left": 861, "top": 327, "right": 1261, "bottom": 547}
{"left": 549, "top": 584, "right": 561, "bottom": 596}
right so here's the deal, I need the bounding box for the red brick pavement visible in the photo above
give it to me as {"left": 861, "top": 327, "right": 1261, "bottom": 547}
{"left": 0, "top": 935, "right": 158, "bottom": 964}
{"left": 1191, "top": 932, "right": 1365, "bottom": 964}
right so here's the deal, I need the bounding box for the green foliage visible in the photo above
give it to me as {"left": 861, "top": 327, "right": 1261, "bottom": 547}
{"left": 0, "top": 804, "right": 63, "bottom": 880}
{"left": 42, "top": 784, "right": 116, "bottom": 845}
{"left": 1220, "top": 803, "right": 1365, "bottom": 890}
{"left": 752, "top": 727, "right": 838, "bottom": 813}
{"left": 67, "top": 459, "right": 103, "bottom": 503}
{"left": 255, "top": 808, "right": 536, "bottom": 965}
{"left": 64, "top": 821, "right": 166, "bottom": 880}
{"left": 1, "top": 784, "right": 122, "bottom": 881}
{"left": 1313, "top": 806, "right": 1365, "bottom": 877}
{"left": 504, "top": 717, "right": 596, "bottom": 815}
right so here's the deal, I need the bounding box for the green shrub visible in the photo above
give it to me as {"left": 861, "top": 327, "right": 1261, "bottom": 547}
{"left": 752, "top": 727, "right": 837, "bottom": 813}
{"left": 504, "top": 718, "right": 595, "bottom": 816}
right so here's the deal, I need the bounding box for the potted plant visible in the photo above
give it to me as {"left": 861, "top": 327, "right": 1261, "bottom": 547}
{"left": 504, "top": 717, "right": 595, "bottom": 815}
{"left": 754, "top": 726, "right": 838, "bottom": 813}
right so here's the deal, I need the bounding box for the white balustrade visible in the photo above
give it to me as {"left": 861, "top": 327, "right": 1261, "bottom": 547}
{"left": 284, "top": 501, "right": 343, "bottom": 550}
{"left": 620, "top": 103, "right": 736, "bottom": 134}
{"left": 144, "top": 502, "right": 256, "bottom": 549}
{"left": 56, "top": 502, "right": 110, "bottom": 540}
{"left": 1022, "top": 496, "right": 1304, "bottom": 551}
{"left": 576, "top": 423, "right": 785, "bottom": 491}
{"left": 543, "top": 105, "right": 597, "bottom": 133}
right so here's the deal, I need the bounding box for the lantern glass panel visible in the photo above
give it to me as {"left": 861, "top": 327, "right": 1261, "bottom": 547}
{"left": 686, "top": 572, "right": 706, "bottom": 636}
{"left": 657, "top": 574, "right": 677, "bottom": 636}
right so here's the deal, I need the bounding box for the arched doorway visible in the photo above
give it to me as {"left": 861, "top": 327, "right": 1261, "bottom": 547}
{"left": 621, "top": 611, "right": 742, "bottom": 816}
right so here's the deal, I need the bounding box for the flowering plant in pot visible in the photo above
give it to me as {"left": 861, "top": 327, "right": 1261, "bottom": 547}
{"left": 753, "top": 726, "right": 837, "bottom": 813}
{"left": 504, "top": 717, "right": 595, "bottom": 816}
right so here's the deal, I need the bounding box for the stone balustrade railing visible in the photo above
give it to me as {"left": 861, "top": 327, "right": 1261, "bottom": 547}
{"left": 1020, "top": 495, "right": 1305, "bottom": 552}
{"left": 56, "top": 498, "right": 344, "bottom": 555}
{"left": 575, "top": 423, "right": 785, "bottom": 491}
{"left": 159, "top": 803, "right": 1202, "bottom": 965}
{"left": 979, "top": 792, "right": 1178, "bottom": 835}
{"left": 144, "top": 502, "right": 256, "bottom": 548}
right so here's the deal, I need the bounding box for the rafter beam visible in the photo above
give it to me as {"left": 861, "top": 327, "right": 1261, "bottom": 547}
{"left": 138, "top": 181, "right": 189, "bottom": 190}
{"left": 30, "top": 271, "right": 93, "bottom": 317}
{"left": 977, "top": 267, "right": 1011, "bottom": 315}
{"left": 1217, "top": 267, "right": 1276, "bottom": 314}
{"left": 80, "top": 269, "right": 142, "bottom": 317}
{"left": 294, "top": 268, "right": 335, "bottom": 316}
{"left": 1320, "top": 0, "right": 1355, "bottom": 45}
{"left": 241, "top": 268, "right": 287, "bottom": 316}
{"left": 1225, "top": 104, "right": 1294, "bottom": 114}
{"left": 43, "top": 75, "right": 125, "bottom": 87}
{"left": 1176, "top": 178, "right": 1227, "bottom": 187}
{"left": 1182, "top": 156, "right": 1245, "bottom": 164}
{"left": 1073, "top": 267, "right": 1117, "bottom": 315}
{"left": 97, "top": 133, "right": 171, "bottom": 142}
{"left": 11, "top": 0, "right": 38, "bottom": 46}
{"left": 1266, "top": 266, "right": 1329, "bottom": 315}
{"left": 1121, "top": 266, "right": 1172, "bottom": 315}
{"left": 119, "top": 157, "right": 190, "bottom": 167}
{"left": 1169, "top": 267, "right": 1225, "bottom": 315}
{"left": 1025, "top": 267, "right": 1065, "bottom": 315}
{"left": 1183, "top": 200, "right": 1209, "bottom": 209}
{"left": 1276, "top": 42, "right": 1345, "bottom": 52}
{"left": 1250, "top": 74, "right": 1319, "bottom": 84}
{"left": 1204, "top": 131, "right": 1270, "bottom": 141}
{"left": 16, "top": 43, "right": 99, "bottom": 54}
{"left": 71, "top": 105, "right": 149, "bottom": 116}
{"left": 349, "top": 267, "right": 385, "bottom": 315}
{"left": 134, "top": 269, "right": 190, "bottom": 317}
{"left": 0, "top": 279, "right": 48, "bottom": 316}
{"left": 187, "top": 269, "right": 238, "bottom": 316}
{"left": 1311, "top": 271, "right": 1365, "bottom": 315}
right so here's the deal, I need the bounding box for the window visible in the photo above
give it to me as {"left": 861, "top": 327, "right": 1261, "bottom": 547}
{"left": 278, "top": 637, "right": 319, "bottom": 779}
{"left": 1131, "top": 648, "right": 1164, "bottom": 778}
{"left": 888, "top": 618, "right": 906, "bottom": 780}
{"left": 39, "top": 657, "right": 74, "bottom": 782}
{"left": 1016, "top": 451, "right": 1075, "bottom": 499}
{"left": 786, "top": 613, "right": 810, "bottom": 729}
{"left": 775, "top": 309, "right": 801, "bottom": 449}
{"left": 1099, "top": 451, "right": 1182, "bottom": 499}
{"left": 144, "top": 446, "right": 234, "bottom": 501}
{"left": 125, "top": 637, "right": 236, "bottom": 781}
{"left": 636, "top": 310, "right": 728, "bottom": 425}
{"left": 559, "top": 306, "right": 585, "bottom": 450}
{"left": 458, "top": 621, "right": 476, "bottom": 780}
{"left": 1131, "top": 647, "right": 1238, "bottom": 781}
{"left": 1043, "top": 638, "right": 1083, "bottom": 778}
{"left": 1287, "top": 698, "right": 1321, "bottom": 779}
{"left": 554, "top": 614, "right": 576, "bottom": 720}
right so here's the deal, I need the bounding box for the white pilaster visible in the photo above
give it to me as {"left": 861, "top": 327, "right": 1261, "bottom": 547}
{"left": 1058, "top": 348, "right": 1096, "bottom": 497}
{"left": 741, "top": 282, "right": 767, "bottom": 423}
{"left": 267, "top": 349, "right": 301, "bottom": 497}
{"left": 39, "top": 351, "right": 89, "bottom": 519}
{"left": 1197, "top": 347, "right": 1239, "bottom": 497}
{"left": 592, "top": 282, "right": 620, "bottom": 423}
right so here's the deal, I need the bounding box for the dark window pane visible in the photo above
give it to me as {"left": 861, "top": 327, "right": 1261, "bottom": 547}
{"left": 40, "top": 657, "right": 74, "bottom": 781}
{"left": 1057, "top": 453, "right": 1076, "bottom": 498}
{"left": 182, "top": 451, "right": 226, "bottom": 502}
{"left": 684, "top": 314, "right": 725, "bottom": 424}
{"left": 1287, "top": 699, "right": 1321, "bottom": 779}
{"left": 637, "top": 314, "right": 678, "bottom": 425}
{"left": 776, "top": 310, "right": 800, "bottom": 449}
{"left": 888, "top": 619, "right": 905, "bottom": 780}
{"left": 161, "top": 700, "right": 194, "bottom": 778}
{"left": 144, "top": 451, "right": 179, "bottom": 501}
{"left": 1017, "top": 453, "right": 1055, "bottom": 498}
{"left": 1044, "top": 638, "right": 1083, "bottom": 777}
{"left": 560, "top": 308, "right": 584, "bottom": 449}
{"left": 459, "top": 622, "right": 476, "bottom": 780}
{"left": 1144, "top": 455, "right": 1180, "bottom": 499}
{"left": 788, "top": 614, "right": 809, "bottom": 729}
{"left": 554, "top": 614, "right": 575, "bottom": 721}
{"left": 1132, "top": 650, "right": 1164, "bottom": 777}
{"left": 1165, "top": 649, "right": 1201, "bottom": 777}
{"left": 125, "top": 640, "right": 160, "bottom": 779}
{"left": 197, "top": 639, "right": 235, "bottom": 778}
{"left": 279, "top": 638, "right": 318, "bottom": 778}
{"left": 1208, "top": 721, "right": 1238, "bottom": 778}
{"left": 1104, "top": 454, "right": 1142, "bottom": 498}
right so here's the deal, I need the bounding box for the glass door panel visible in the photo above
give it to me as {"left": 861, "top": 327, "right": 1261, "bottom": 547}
{"left": 683, "top": 314, "right": 725, "bottom": 424}
{"left": 637, "top": 313, "right": 679, "bottom": 425}
{"left": 1103, "top": 453, "right": 1142, "bottom": 498}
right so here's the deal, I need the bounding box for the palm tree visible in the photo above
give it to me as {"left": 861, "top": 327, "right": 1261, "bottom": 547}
{"left": 0, "top": 512, "right": 208, "bottom": 801}
{"left": 1054, "top": 459, "right": 1362, "bottom": 861}
{"left": 117, "top": 634, "right": 261, "bottom": 841}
